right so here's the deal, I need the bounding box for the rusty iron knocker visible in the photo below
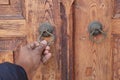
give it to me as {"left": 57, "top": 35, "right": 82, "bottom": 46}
{"left": 88, "top": 21, "right": 107, "bottom": 43}
{"left": 38, "top": 22, "right": 55, "bottom": 45}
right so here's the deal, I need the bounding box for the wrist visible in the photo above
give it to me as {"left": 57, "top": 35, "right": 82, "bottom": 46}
{"left": 15, "top": 62, "right": 32, "bottom": 80}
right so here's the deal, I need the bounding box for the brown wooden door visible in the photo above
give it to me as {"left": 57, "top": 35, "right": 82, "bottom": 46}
{"left": 73, "top": 0, "right": 120, "bottom": 80}
{"left": 0, "top": 0, "right": 66, "bottom": 80}
{"left": 2, "top": 0, "right": 120, "bottom": 80}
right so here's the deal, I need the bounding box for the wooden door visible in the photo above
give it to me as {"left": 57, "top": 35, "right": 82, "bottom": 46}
{"left": 0, "top": 0, "right": 68, "bottom": 80}
{"left": 73, "top": 0, "right": 120, "bottom": 80}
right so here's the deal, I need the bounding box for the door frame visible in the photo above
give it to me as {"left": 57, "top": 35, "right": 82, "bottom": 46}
{"left": 59, "top": 1, "right": 75, "bottom": 80}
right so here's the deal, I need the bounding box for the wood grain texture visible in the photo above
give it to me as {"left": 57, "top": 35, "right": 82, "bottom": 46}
{"left": 0, "top": 20, "right": 26, "bottom": 37}
{"left": 112, "top": 35, "right": 120, "bottom": 80}
{"left": 74, "top": 0, "right": 112, "bottom": 80}
{"left": 0, "top": 0, "right": 27, "bottom": 75}
{"left": 60, "top": 0, "right": 74, "bottom": 80}
{"left": 115, "top": 0, "right": 120, "bottom": 13}
{"left": 0, "top": 37, "right": 27, "bottom": 66}
{"left": 0, "top": 37, "right": 26, "bottom": 51}
{"left": 0, "top": 0, "right": 24, "bottom": 19}
{"left": 113, "top": 0, "right": 120, "bottom": 18}
{"left": 0, "top": 0, "right": 9, "bottom": 4}
{"left": 112, "top": 19, "right": 120, "bottom": 34}
{"left": 25, "top": 0, "right": 62, "bottom": 80}
{"left": 0, "top": 0, "right": 71, "bottom": 80}
{"left": 0, "top": 51, "right": 13, "bottom": 63}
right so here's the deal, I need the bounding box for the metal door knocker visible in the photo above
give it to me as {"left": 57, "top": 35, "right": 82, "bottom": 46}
{"left": 38, "top": 22, "right": 55, "bottom": 45}
{"left": 88, "top": 21, "right": 107, "bottom": 43}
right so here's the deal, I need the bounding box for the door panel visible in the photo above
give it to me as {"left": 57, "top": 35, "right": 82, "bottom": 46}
{"left": 112, "top": 1, "right": 120, "bottom": 78}
{"left": 0, "top": 0, "right": 9, "bottom": 4}
{"left": 113, "top": 35, "right": 120, "bottom": 80}
{"left": 0, "top": 0, "right": 25, "bottom": 19}
{"left": 74, "top": 0, "right": 112, "bottom": 80}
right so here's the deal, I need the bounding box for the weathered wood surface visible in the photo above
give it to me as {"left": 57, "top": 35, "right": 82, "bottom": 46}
{"left": 112, "top": 19, "right": 120, "bottom": 34}
{"left": 61, "top": 0, "right": 120, "bottom": 80}
{"left": 60, "top": 0, "right": 74, "bottom": 80}
{"left": 112, "top": 1, "right": 120, "bottom": 80}
{"left": 113, "top": 35, "right": 120, "bottom": 80}
{"left": 0, "top": 0, "right": 9, "bottom": 4}
{"left": 0, "top": 0, "right": 63, "bottom": 80}
{"left": 0, "top": 51, "right": 13, "bottom": 63}
{"left": 74, "top": 0, "right": 112, "bottom": 80}
{"left": 0, "top": 0, "right": 24, "bottom": 19}
{"left": 25, "top": 0, "right": 61, "bottom": 80}
{"left": 3, "top": 0, "right": 120, "bottom": 80}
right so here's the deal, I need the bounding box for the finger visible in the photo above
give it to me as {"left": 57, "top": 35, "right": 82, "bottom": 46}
{"left": 42, "top": 53, "right": 52, "bottom": 63}
{"left": 27, "top": 41, "right": 40, "bottom": 49}
{"left": 34, "top": 41, "right": 40, "bottom": 47}
{"left": 35, "top": 40, "right": 47, "bottom": 52}
{"left": 45, "top": 46, "right": 50, "bottom": 51}
{"left": 40, "top": 40, "right": 47, "bottom": 46}
{"left": 44, "top": 50, "right": 49, "bottom": 55}
{"left": 27, "top": 43, "right": 35, "bottom": 49}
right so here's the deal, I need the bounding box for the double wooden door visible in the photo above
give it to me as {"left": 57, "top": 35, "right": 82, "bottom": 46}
{"left": 0, "top": 0, "right": 62, "bottom": 80}
{"left": 0, "top": 0, "right": 120, "bottom": 80}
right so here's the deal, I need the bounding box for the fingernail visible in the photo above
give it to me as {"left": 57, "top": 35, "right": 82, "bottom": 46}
{"left": 44, "top": 50, "right": 49, "bottom": 54}
{"left": 43, "top": 53, "right": 52, "bottom": 63}
{"left": 41, "top": 40, "right": 47, "bottom": 45}
{"left": 46, "top": 46, "right": 50, "bottom": 50}
{"left": 35, "top": 42, "right": 39, "bottom": 46}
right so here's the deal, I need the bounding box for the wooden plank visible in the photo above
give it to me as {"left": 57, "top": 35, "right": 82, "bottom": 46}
{"left": 60, "top": 0, "right": 74, "bottom": 80}
{"left": 74, "top": 0, "right": 112, "bottom": 80}
{"left": 112, "top": 0, "right": 120, "bottom": 18}
{"left": 0, "top": 0, "right": 9, "bottom": 5}
{"left": 112, "top": 35, "right": 120, "bottom": 80}
{"left": 0, "top": 37, "right": 26, "bottom": 51}
{"left": 0, "top": 20, "right": 26, "bottom": 36}
{"left": 0, "top": 0, "right": 24, "bottom": 19}
{"left": 25, "top": 0, "right": 62, "bottom": 80}
{"left": 112, "top": 19, "right": 120, "bottom": 34}
{"left": 0, "top": 51, "right": 13, "bottom": 63}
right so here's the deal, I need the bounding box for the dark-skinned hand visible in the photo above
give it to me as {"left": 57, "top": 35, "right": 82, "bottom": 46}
{"left": 15, "top": 40, "right": 51, "bottom": 80}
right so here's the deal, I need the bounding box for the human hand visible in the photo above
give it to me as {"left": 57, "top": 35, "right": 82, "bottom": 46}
{"left": 15, "top": 40, "right": 51, "bottom": 80}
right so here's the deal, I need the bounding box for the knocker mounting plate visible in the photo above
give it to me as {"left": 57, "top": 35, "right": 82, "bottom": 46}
{"left": 38, "top": 22, "right": 55, "bottom": 45}
{"left": 39, "top": 22, "right": 54, "bottom": 37}
{"left": 88, "top": 21, "right": 103, "bottom": 36}
{"left": 88, "top": 21, "right": 107, "bottom": 43}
